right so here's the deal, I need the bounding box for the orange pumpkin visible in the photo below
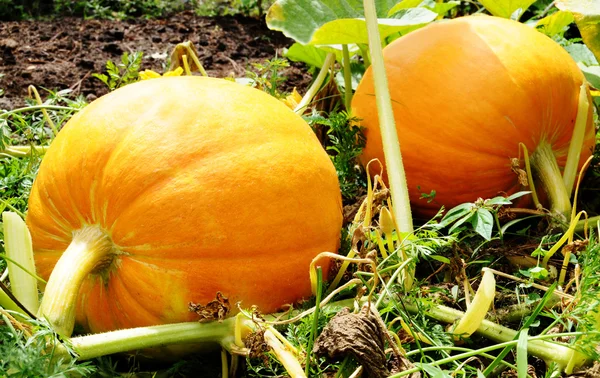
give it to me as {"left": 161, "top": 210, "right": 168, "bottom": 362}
{"left": 27, "top": 76, "right": 342, "bottom": 336}
{"left": 352, "top": 16, "right": 595, "bottom": 218}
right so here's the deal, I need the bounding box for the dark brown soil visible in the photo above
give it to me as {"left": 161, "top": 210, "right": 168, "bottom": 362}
{"left": 0, "top": 11, "right": 311, "bottom": 109}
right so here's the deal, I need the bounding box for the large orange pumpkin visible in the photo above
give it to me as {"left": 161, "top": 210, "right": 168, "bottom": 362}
{"left": 27, "top": 76, "right": 342, "bottom": 336}
{"left": 352, "top": 16, "right": 595, "bottom": 219}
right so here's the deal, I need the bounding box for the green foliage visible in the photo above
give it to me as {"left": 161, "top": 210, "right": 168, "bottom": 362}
{"left": 0, "top": 89, "right": 83, "bottom": 253}
{"left": 0, "top": 315, "right": 96, "bottom": 377}
{"left": 53, "top": 0, "right": 187, "bottom": 19}
{"left": 306, "top": 111, "right": 366, "bottom": 201}
{"left": 434, "top": 191, "right": 531, "bottom": 241}
{"left": 92, "top": 52, "right": 144, "bottom": 91}
{"left": 568, "top": 239, "right": 600, "bottom": 361}
{"left": 245, "top": 57, "right": 290, "bottom": 99}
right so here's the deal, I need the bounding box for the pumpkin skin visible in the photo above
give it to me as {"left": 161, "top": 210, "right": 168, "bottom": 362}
{"left": 27, "top": 76, "right": 342, "bottom": 334}
{"left": 352, "top": 16, "right": 595, "bottom": 218}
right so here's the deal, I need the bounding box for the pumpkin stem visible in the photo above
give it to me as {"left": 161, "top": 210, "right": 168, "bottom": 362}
{"left": 562, "top": 83, "right": 590, "bottom": 198}
{"left": 529, "top": 141, "right": 572, "bottom": 220}
{"left": 38, "top": 225, "right": 116, "bottom": 337}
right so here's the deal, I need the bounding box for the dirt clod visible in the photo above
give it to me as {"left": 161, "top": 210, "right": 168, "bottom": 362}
{"left": 314, "top": 306, "right": 419, "bottom": 378}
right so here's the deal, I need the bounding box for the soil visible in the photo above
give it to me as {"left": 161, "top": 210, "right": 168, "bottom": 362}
{"left": 0, "top": 11, "right": 311, "bottom": 109}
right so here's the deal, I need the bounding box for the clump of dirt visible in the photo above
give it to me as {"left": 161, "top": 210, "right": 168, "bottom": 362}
{"left": 314, "top": 305, "right": 420, "bottom": 378}
{"left": 0, "top": 11, "right": 311, "bottom": 109}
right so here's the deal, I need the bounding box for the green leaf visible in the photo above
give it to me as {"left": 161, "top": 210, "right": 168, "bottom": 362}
{"left": 420, "top": 363, "right": 453, "bottom": 378}
{"left": 517, "top": 328, "right": 529, "bottom": 378}
{"left": 437, "top": 202, "right": 474, "bottom": 228}
{"left": 478, "top": 0, "right": 536, "bottom": 19}
{"left": 388, "top": 0, "right": 423, "bottom": 16}
{"left": 556, "top": 0, "right": 600, "bottom": 62}
{"left": 310, "top": 10, "right": 437, "bottom": 45}
{"left": 579, "top": 63, "right": 600, "bottom": 89}
{"left": 529, "top": 266, "right": 549, "bottom": 279}
{"left": 266, "top": 0, "right": 436, "bottom": 45}
{"left": 284, "top": 43, "right": 329, "bottom": 67}
{"left": 448, "top": 212, "right": 476, "bottom": 234}
{"left": 506, "top": 190, "right": 532, "bottom": 202}
{"left": 536, "top": 10, "right": 575, "bottom": 37}
{"left": 485, "top": 196, "right": 513, "bottom": 206}
{"left": 565, "top": 43, "right": 599, "bottom": 65}
{"left": 426, "top": 0, "right": 459, "bottom": 16}
{"left": 429, "top": 255, "right": 451, "bottom": 264}
{"left": 473, "top": 208, "right": 494, "bottom": 240}
{"left": 335, "top": 60, "right": 365, "bottom": 91}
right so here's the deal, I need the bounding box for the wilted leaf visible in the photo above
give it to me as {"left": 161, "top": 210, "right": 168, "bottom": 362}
{"left": 556, "top": 0, "right": 600, "bottom": 62}
{"left": 477, "top": 0, "right": 536, "bottom": 19}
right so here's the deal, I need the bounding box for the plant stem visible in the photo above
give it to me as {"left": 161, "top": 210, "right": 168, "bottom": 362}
{"left": 342, "top": 45, "right": 353, "bottom": 111}
{"left": 2, "top": 212, "right": 39, "bottom": 314}
{"left": 294, "top": 53, "right": 335, "bottom": 115}
{"left": 401, "top": 301, "right": 589, "bottom": 373}
{"left": 0, "top": 145, "right": 49, "bottom": 158}
{"left": 563, "top": 84, "right": 590, "bottom": 197}
{"left": 264, "top": 328, "right": 307, "bottom": 378}
{"left": 38, "top": 226, "right": 115, "bottom": 337}
{"left": 305, "top": 267, "right": 323, "bottom": 376}
{"left": 28, "top": 85, "right": 59, "bottom": 136}
{"left": 363, "top": 0, "right": 413, "bottom": 233}
{"left": 0, "top": 105, "right": 77, "bottom": 118}
{"left": 0, "top": 281, "right": 28, "bottom": 316}
{"left": 65, "top": 317, "right": 246, "bottom": 360}
{"left": 530, "top": 141, "right": 572, "bottom": 219}
{"left": 575, "top": 215, "right": 600, "bottom": 234}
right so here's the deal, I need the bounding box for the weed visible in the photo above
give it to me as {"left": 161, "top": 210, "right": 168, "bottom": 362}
{"left": 306, "top": 111, "right": 366, "bottom": 201}
{"left": 0, "top": 314, "right": 96, "bottom": 377}
{"left": 93, "top": 52, "right": 144, "bottom": 91}
{"left": 246, "top": 57, "right": 290, "bottom": 99}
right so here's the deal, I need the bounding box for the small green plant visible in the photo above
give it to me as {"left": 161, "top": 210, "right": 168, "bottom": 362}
{"left": 92, "top": 52, "right": 144, "bottom": 91}
{"left": 307, "top": 111, "right": 366, "bottom": 200}
{"left": 434, "top": 191, "right": 531, "bottom": 240}
{"left": 0, "top": 314, "right": 96, "bottom": 377}
{"left": 246, "top": 57, "right": 290, "bottom": 99}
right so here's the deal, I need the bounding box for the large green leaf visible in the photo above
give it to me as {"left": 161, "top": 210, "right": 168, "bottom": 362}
{"left": 388, "top": 0, "right": 459, "bottom": 17}
{"left": 556, "top": 0, "right": 600, "bottom": 62}
{"left": 535, "top": 10, "right": 574, "bottom": 37}
{"left": 387, "top": 0, "right": 422, "bottom": 15}
{"left": 284, "top": 43, "right": 330, "bottom": 67}
{"left": 310, "top": 9, "right": 438, "bottom": 45}
{"left": 565, "top": 43, "right": 598, "bottom": 65}
{"left": 478, "top": 0, "right": 536, "bottom": 19}
{"left": 564, "top": 43, "right": 600, "bottom": 89}
{"left": 579, "top": 64, "right": 600, "bottom": 89}
{"left": 266, "top": 0, "right": 437, "bottom": 45}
